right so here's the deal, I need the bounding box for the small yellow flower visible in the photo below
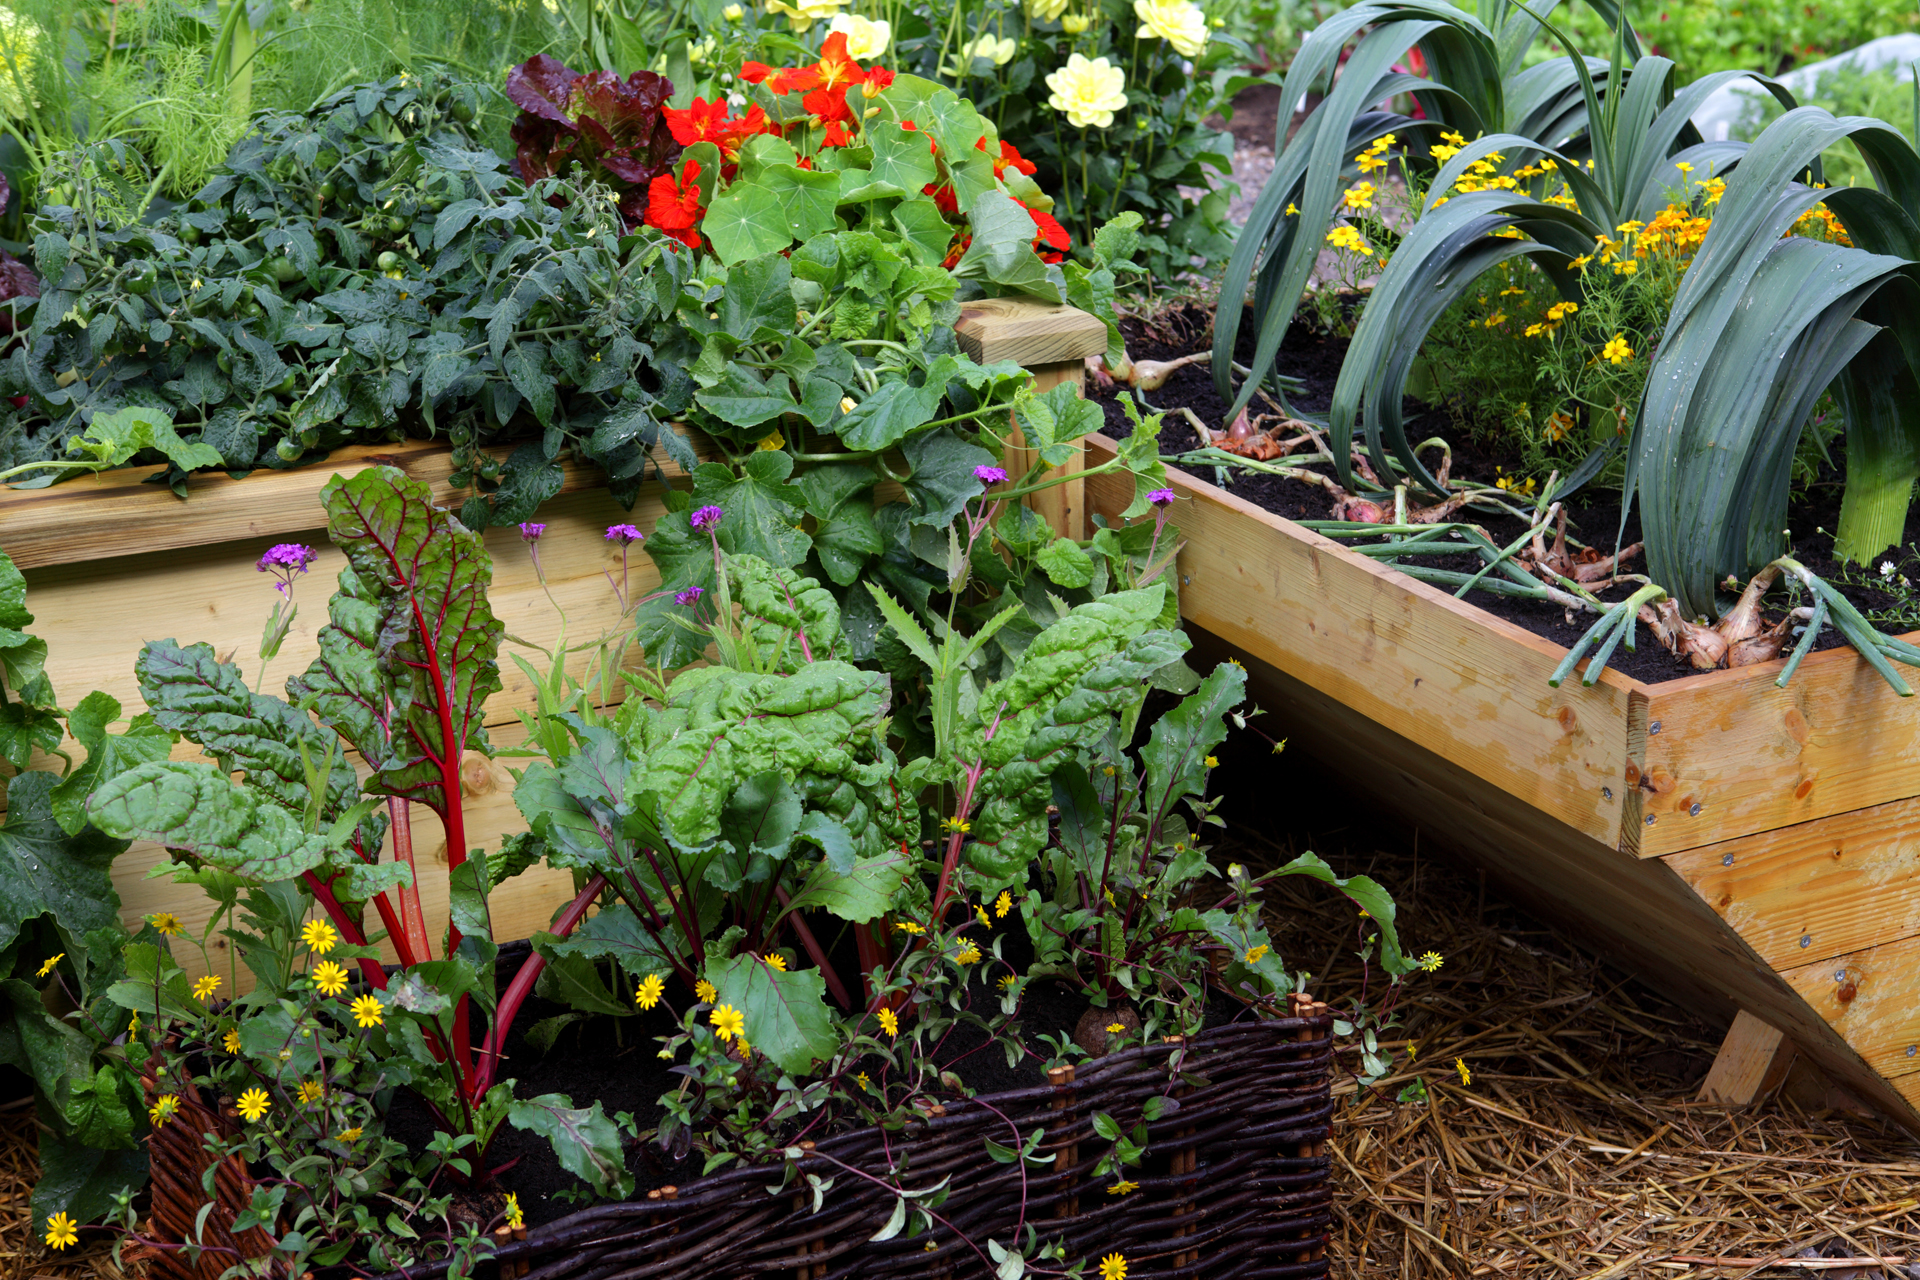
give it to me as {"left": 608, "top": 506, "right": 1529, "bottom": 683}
{"left": 1569, "top": 253, "right": 1593, "bottom": 271}
{"left": 338, "top": 1126, "right": 362, "bottom": 1141}
{"left": 764, "top": 953, "right": 788, "bottom": 971}
{"left": 297, "top": 1080, "right": 325, "bottom": 1105}
{"left": 1100, "top": 1253, "right": 1128, "bottom": 1280}
{"left": 193, "top": 975, "right": 221, "bottom": 1001}
{"left": 695, "top": 978, "right": 718, "bottom": 1003}
{"left": 1612, "top": 258, "right": 1639, "bottom": 275}
{"left": 635, "top": 974, "right": 665, "bottom": 1010}
{"left": 893, "top": 921, "right": 925, "bottom": 935}
{"left": 839, "top": 395, "right": 858, "bottom": 413}
{"left": 998, "top": 974, "right": 1018, "bottom": 991}
{"left": 1244, "top": 944, "right": 1269, "bottom": 965}
{"left": 756, "top": 429, "right": 784, "bottom": 452}
{"left": 1341, "top": 182, "right": 1375, "bottom": 211}
{"left": 856, "top": 1071, "right": 872, "bottom": 1089}
{"left": 1061, "top": 11, "right": 1091, "bottom": 31}
{"left": 350, "top": 994, "right": 384, "bottom": 1028}
{"left": 45, "top": 1211, "right": 79, "bottom": 1251}
{"left": 1106, "top": 1021, "right": 1125, "bottom": 1034}
{"left": 1284, "top": 201, "right": 1298, "bottom": 216}
{"left": 955, "top": 943, "right": 981, "bottom": 965}
{"left": 1203, "top": 755, "right": 1219, "bottom": 768}
{"left": 128, "top": 1011, "right": 140, "bottom": 1035}
{"left": 878, "top": 1007, "right": 899, "bottom": 1037}
{"left": 149, "top": 913, "right": 183, "bottom": 937}
{"left": 1455, "top": 1057, "right": 1472, "bottom": 1086}
{"left": 1408, "top": 1041, "right": 1418, "bottom": 1060}
{"left": 36, "top": 953, "right": 63, "bottom": 978}
{"left": 735, "top": 1037, "right": 753, "bottom": 1060}
{"left": 236, "top": 1087, "right": 271, "bottom": 1122}
{"left": 1602, "top": 334, "right": 1633, "bottom": 365}
{"left": 149, "top": 1094, "right": 180, "bottom": 1126}
{"left": 976, "top": 905, "right": 991, "bottom": 926}
{"left": 312, "top": 960, "right": 349, "bottom": 997}
{"left": 1546, "top": 301, "right": 1578, "bottom": 321}
{"left": 505, "top": 1192, "right": 525, "bottom": 1230}
{"left": 722, "top": 2, "right": 744, "bottom": 16}
{"left": 1484, "top": 311, "right": 1507, "bottom": 328}
{"left": 1107, "top": 1180, "right": 1138, "bottom": 1195}
{"left": 710, "top": 1004, "right": 745, "bottom": 1042}
{"left": 942, "top": 817, "right": 972, "bottom": 834}
{"left": 301, "top": 919, "right": 339, "bottom": 954}
{"left": 224, "top": 1028, "right": 242, "bottom": 1054}
{"left": 1418, "top": 951, "right": 1443, "bottom": 971}
{"left": 996, "top": 891, "right": 1012, "bottom": 918}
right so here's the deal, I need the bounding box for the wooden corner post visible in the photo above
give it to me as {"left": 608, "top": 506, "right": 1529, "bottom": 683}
{"left": 955, "top": 298, "right": 1108, "bottom": 543}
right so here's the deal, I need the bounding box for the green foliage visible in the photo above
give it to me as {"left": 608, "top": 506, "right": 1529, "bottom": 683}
{"left": 1550, "top": 0, "right": 1919, "bottom": 86}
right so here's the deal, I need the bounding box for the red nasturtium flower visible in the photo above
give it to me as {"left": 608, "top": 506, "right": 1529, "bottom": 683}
{"left": 900, "top": 120, "right": 939, "bottom": 155}
{"left": 646, "top": 158, "right": 705, "bottom": 249}
{"left": 768, "top": 63, "right": 825, "bottom": 95}
{"left": 1023, "top": 200, "right": 1072, "bottom": 262}
{"left": 664, "top": 97, "right": 771, "bottom": 160}
{"left": 740, "top": 61, "right": 773, "bottom": 84}
{"left": 978, "top": 137, "right": 1038, "bottom": 179}
{"left": 814, "top": 32, "right": 866, "bottom": 91}
{"left": 924, "top": 181, "right": 959, "bottom": 215}
{"left": 862, "top": 66, "right": 897, "bottom": 96}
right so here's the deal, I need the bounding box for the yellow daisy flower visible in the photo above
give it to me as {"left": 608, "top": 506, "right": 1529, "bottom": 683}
{"left": 301, "top": 919, "right": 339, "bottom": 954}
{"left": 1418, "top": 951, "right": 1443, "bottom": 971}
{"left": 297, "top": 1080, "right": 325, "bottom": 1105}
{"left": 350, "top": 994, "right": 384, "bottom": 1028}
{"left": 45, "top": 1211, "right": 79, "bottom": 1251}
{"left": 505, "top": 1193, "right": 524, "bottom": 1230}
{"left": 192, "top": 975, "right": 221, "bottom": 1001}
{"left": 312, "top": 961, "right": 349, "bottom": 997}
{"left": 1244, "top": 944, "right": 1269, "bottom": 965}
{"left": 1107, "top": 1180, "right": 1138, "bottom": 1195}
{"left": 635, "top": 974, "right": 665, "bottom": 1010}
{"left": 149, "top": 913, "right": 184, "bottom": 937}
{"left": 236, "top": 1087, "right": 271, "bottom": 1122}
{"left": 149, "top": 1094, "right": 180, "bottom": 1127}
{"left": 695, "top": 979, "right": 718, "bottom": 1003}
{"left": 35, "top": 952, "right": 63, "bottom": 978}
{"left": 878, "top": 1007, "right": 899, "bottom": 1037}
{"left": 764, "top": 954, "right": 788, "bottom": 971}
{"left": 1455, "top": 1057, "right": 1472, "bottom": 1086}
{"left": 1100, "top": 1253, "right": 1128, "bottom": 1279}
{"left": 710, "top": 1004, "right": 745, "bottom": 1042}
{"left": 224, "top": 1028, "right": 242, "bottom": 1054}
{"left": 995, "top": 891, "right": 1012, "bottom": 918}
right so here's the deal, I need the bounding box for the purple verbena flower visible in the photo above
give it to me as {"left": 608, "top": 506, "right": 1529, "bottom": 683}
{"left": 256, "top": 543, "right": 317, "bottom": 596}
{"left": 675, "top": 585, "right": 705, "bottom": 606}
{"left": 974, "top": 465, "right": 1009, "bottom": 485}
{"left": 519, "top": 522, "right": 547, "bottom": 542}
{"left": 689, "top": 505, "right": 724, "bottom": 532}
{"left": 1148, "top": 488, "right": 1176, "bottom": 507}
{"left": 605, "top": 523, "right": 645, "bottom": 544}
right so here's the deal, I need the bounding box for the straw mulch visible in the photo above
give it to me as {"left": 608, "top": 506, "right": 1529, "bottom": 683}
{"left": 1250, "top": 826, "right": 1920, "bottom": 1280}
{"left": 0, "top": 1102, "right": 130, "bottom": 1280}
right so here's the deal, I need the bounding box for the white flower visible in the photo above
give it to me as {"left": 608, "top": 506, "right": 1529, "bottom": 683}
{"left": 1133, "top": 0, "right": 1208, "bottom": 57}
{"left": 948, "top": 33, "right": 1018, "bottom": 71}
{"left": 1027, "top": 0, "right": 1072, "bottom": 20}
{"left": 828, "top": 13, "right": 892, "bottom": 58}
{"left": 1045, "top": 53, "right": 1128, "bottom": 128}
{"left": 765, "top": 0, "right": 847, "bottom": 31}
{"left": 1882, "top": 561, "right": 1897, "bottom": 579}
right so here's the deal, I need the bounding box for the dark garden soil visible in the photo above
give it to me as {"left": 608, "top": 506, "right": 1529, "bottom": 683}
{"left": 386, "top": 930, "right": 1252, "bottom": 1229}
{"left": 1095, "top": 303, "right": 1920, "bottom": 685}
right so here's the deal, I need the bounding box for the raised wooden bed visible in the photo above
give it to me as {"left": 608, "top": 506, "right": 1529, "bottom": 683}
{"left": 1082, "top": 431, "right": 1920, "bottom": 1128}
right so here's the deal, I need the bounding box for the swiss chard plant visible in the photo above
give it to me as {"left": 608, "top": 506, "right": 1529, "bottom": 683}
{"left": 85, "top": 466, "right": 629, "bottom": 1190}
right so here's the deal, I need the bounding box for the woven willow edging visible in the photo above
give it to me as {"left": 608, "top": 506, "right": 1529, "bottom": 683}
{"left": 387, "top": 1010, "right": 1335, "bottom": 1280}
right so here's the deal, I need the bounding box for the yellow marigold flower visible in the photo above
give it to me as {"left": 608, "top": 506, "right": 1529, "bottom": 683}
{"left": 505, "top": 1192, "right": 525, "bottom": 1230}
{"left": 193, "top": 975, "right": 220, "bottom": 1001}
{"left": 955, "top": 943, "right": 981, "bottom": 965}
{"left": 1107, "top": 1180, "right": 1139, "bottom": 1195}
{"left": 1325, "top": 225, "right": 1374, "bottom": 256}
{"left": 894, "top": 921, "right": 925, "bottom": 935}
{"left": 635, "top": 974, "right": 665, "bottom": 1010}
{"left": 301, "top": 919, "right": 339, "bottom": 954}
{"left": 1106, "top": 1021, "right": 1125, "bottom": 1034}
{"left": 1418, "top": 951, "right": 1443, "bottom": 971}
{"left": 1674, "top": 160, "right": 1693, "bottom": 174}
{"left": 996, "top": 891, "right": 1013, "bottom": 918}
{"left": 1602, "top": 334, "right": 1633, "bottom": 365}
{"left": 297, "top": 1080, "right": 325, "bottom": 1104}
{"left": 1244, "top": 944, "right": 1269, "bottom": 965}
{"left": 1615, "top": 219, "right": 1645, "bottom": 235}
{"left": 1500, "top": 286, "right": 1526, "bottom": 297}
{"left": 1544, "top": 412, "right": 1574, "bottom": 442}
{"left": 350, "top": 994, "right": 384, "bottom": 1028}
{"left": 1612, "top": 258, "right": 1639, "bottom": 275}
{"left": 1284, "top": 201, "right": 1298, "bottom": 216}
{"left": 1341, "top": 182, "right": 1375, "bottom": 211}
{"left": 711, "top": 1004, "right": 745, "bottom": 1041}
{"left": 1545, "top": 301, "right": 1577, "bottom": 321}
{"left": 1484, "top": 311, "right": 1507, "bottom": 328}
{"left": 224, "top": 1028, "right": 242, "bottom": 1054}
{"left": 1569, "top": 253, "right": 1593, "bottom": 271}
{"left": 236, "top": 1087, "right": 271, "bottom": 1122}
{"left": 36, "top": 952, "right": 64, "bottom": 978}
{"left": 312, "top": 961, "right": 349, "bottom": 997}
{"left": 1045, "top": 53, "right": 1128, "bottom": 129}
{"left": 45, "top": 1211, "right": 79, "bottom": 1251}
{"left": 1455, "top": 1057, "right": 1472, "bottom": 1086}
{"left": 149, "top": 1094, "right": 180, "bottom": 1126}
{"left": 764, "top": 953, "right": 788, "bottom": 971}
{"left": 695, "top": 978, "right": 718, "bottom": 1003}
{"left": 1100, "top": 1253, "right": 1128, "bottom": 1280}
{"left": 878, "top": 1007, "right": 899, "bottom": 1037}
{"left": 149, "top": 912, "right": 184, "bottom": 937}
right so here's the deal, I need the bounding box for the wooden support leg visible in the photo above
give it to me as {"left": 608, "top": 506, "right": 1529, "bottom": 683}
{"left": 1698, "top": 1010, "right": 1796, "bottom": 1105}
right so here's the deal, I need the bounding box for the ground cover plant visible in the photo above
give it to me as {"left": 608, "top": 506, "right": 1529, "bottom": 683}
{"left": 1195, "top": 0, "right": 1920, "bottom": 689}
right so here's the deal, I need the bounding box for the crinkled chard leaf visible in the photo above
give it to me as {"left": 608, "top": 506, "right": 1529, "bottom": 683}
{"left": 708, "top": 951, "right": 837, "bottom": 1075}
{"left": 87, "top": 760, "right": 333, "bottom": 881}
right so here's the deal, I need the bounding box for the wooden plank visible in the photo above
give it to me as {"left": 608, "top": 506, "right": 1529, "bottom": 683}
{"left": 1081, "top": 433, "right": 1637, "bottom": 848}
{"left": 1632, "top": 644, "right": 1920, "bottom": 857}
{"left": 1783, "top": 934, "right": 1920, "bottom": 1090}
{"left": 954, "top": 298, "right": 1106, "bottom": 368}
{"left": 1192, "top": 625, "right": 1919, "bottom": 1127}
{"left": 1663, "top": 796, "right": 1920, "bottom": 970}
{"left": 0, "top": 432, "right": 708, "bottom": 572}
{"left": 1697, "top": 1011, "right": 1795, "bottom": 1105}
{"left": 1006, "top": 359, "right": 1088, "bottom": 541}
{"left": 21, "top": 484, "right": 675, "bottom": 736}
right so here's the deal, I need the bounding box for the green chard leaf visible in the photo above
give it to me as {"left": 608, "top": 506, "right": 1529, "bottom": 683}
{"left": 87, "top": 760, "right": 333, "bottom": 881}
{"left": 708, "top": 951, "right": 838, "bottom": 1074}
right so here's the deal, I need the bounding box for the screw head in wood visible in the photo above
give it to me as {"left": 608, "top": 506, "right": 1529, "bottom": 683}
{"left": 1722, "top": 853, "right": 1734, "bottom": 866}
{"left": 1649, "top": 720, "right": 1662, "bottom": 734}
{"left": 1602, "top": 786, "right": 1613, "bottom": 799}
{"left": 1907, "top": 1045, "right": 1916, "bottom": 1057}
{"left": 1800, "top": 935, "right": 1812, "bottom": 948}
{"left": 1645, "top": 814, "right": 1656, "bottom": 825}
{"left": 1690, "top": 802, "right": 1702, "bottom": 817}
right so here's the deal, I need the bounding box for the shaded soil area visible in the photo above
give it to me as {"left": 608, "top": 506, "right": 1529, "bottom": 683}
{"left": 1095, "top": 303, "right": 1920, "bottom": 684}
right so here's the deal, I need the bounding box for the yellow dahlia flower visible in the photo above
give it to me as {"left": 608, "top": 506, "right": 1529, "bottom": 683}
{"left": 1046, "top": 54, "right": 1128, "bottom": 128}
{"left": 1133, "top": 0, "right": 1207, "bottom": 57}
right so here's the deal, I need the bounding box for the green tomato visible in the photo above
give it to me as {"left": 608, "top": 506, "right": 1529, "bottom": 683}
{"left": 272, "top": 369, "right": 298, "bottom": 395}
{"left": 216, "top": 350, "right": 234, "bottom": 375}
{"left": 178, "top": 224, "right": 200, "bottom": 245}
{"left": 123, "top": 260, "right": 158, "bottom": 295}
{"left": 376, "top": 250, "right": 403, "bottom": 272}
{"left": 239, "top": 299, "right": 265, "bottom": 322}
{"left": 316, "top": 179, "right": 337, "bottom": 202}
{"left": 386, "top": 214, "right": 409, "bottom": 236}
{"left": 268, "top": 255, "right": 302, "bottom": 284}
{"left": 275, "top": 437, "right": 304, "bottom": 461}
{"left": 451, "top": 98, "right": 477, "bottom": 123}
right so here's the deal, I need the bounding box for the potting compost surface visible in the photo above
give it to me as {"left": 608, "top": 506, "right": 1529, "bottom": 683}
{"left": 1096, "top": 304, "right": 1920, "bottom": 685}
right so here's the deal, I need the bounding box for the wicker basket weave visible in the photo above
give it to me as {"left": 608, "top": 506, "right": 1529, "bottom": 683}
{"left": 397, "top": 1003, "right": 1336, "bottom": 1280}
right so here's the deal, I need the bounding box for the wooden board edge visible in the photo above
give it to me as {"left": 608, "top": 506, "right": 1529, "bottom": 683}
{"left": 955, "top": 299, "right": 1107, "bottom": 367}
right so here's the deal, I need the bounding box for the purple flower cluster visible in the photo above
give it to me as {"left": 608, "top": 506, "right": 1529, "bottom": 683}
{"left": 256, "top": 543, "right": 317, "bottom": 597}
{"left": 973, "top": 465, "right": 1008, "bottom": 485}
{"left": 675, "top": 585, "right": 704, "bottom": 606}
{"left": 690, "top": 504, "right": 724, "bottom": 532}
{"left": 605, "top": 524, "right": 645, "bottom": 544}
{"left": 1147, "top": 488, "right": 1176, "bottom": 507}
{"left": 519, "top": 522, "right": 547, "bottom": 542}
